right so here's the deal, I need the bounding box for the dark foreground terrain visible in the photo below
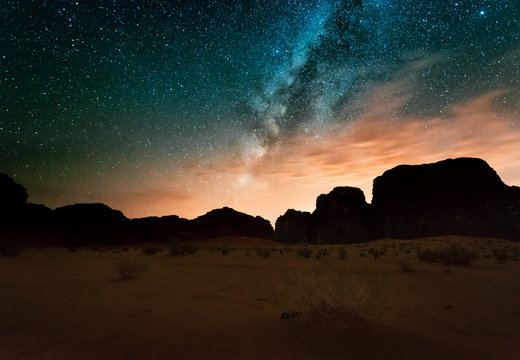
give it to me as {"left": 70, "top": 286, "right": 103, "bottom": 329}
{"left": 1, "top": 236, "right": 519, "bottom": 359}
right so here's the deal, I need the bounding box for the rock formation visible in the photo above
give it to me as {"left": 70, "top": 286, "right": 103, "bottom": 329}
{"left": 0, "top": 173, "right": 29, "bottom": 226}
{"left": 187, "top": 207, "right": 274, "bottom": 239}
{"left": 313, "top": 186, "right": 371, "bottom": 243}
{"left": 130, "top": 215, "right": 189, "bottom": 243}
{"left": 54, "top": 203, "right": 129, "bottom": 244}
{"left": 275, "top": 209, "right": 314, "bottom": 243}
{"left": 371, "top": 157, "right": 520, "bottom": 240}
{"left": 274, "top": 157, "right": 520, "bottom": 243}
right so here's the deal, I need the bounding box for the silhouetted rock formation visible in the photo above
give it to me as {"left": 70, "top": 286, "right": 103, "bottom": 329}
{"left": 372, "top": 157, "right": 520, "bottom": 240}
{"left": 274, "top": 157, "right": 520, "bottom": 243}
{"left": 54, "top": 203, "right": 129, "bottom": 244}
{"left": 4, "top": 157, "right": 520, "bottom": 247}
{"left": 275, "top": 209, "right": 314, "bottom": 243}
{"left": 187, "top": 207, "right": 274, "bottom": 239}
{"left": 130, "top": 215, "right": 189, "bottom": 243}
{"left": 0, "top": 173, "right": 28, "bottom": 226}
{"left": 313, "top": 187, "right": 372, "bottom": 243}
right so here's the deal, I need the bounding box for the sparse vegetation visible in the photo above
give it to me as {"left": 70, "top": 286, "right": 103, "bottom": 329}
{"left": 113, "top": 256, "right": 147, "bottom": 280}
{"left": 338, "top": 247, "right": 347, "bottom": 260}
{"left": 256, "top": 248, "right": 271, "bottom": 259}
{"left": 142, "top": 244, "right": 160, "bottom": 255}
{"left": 220, "top": 247, "right": 230, "bottom": 255}
{"left": 169, "top": 239, "right": 197, "bottom": 255}
{"left": 278, "top": 263, "right": 385, "bottom": 329}
{"left": 399, "top": 259, "right": 413, "bottom": 273}
{"left": 298, "top": 247, "right": 313, "bottom": 258}
{"left": 418, "top": 243, "right": 479, "bottom": 265}
{"left": 492, "top": 246, "right": 520, "bottom": 263}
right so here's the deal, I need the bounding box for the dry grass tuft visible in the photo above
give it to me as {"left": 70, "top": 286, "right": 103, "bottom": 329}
{"left": 113, "top": 256, "right": 148, "bottom": 280}
{"left": 277, "top": 262, "right": 385, "bottom": 330}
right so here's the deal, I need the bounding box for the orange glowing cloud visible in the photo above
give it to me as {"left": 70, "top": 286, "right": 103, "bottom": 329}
{"left": 117, "top": 85, "right": 520, "bottom": 225}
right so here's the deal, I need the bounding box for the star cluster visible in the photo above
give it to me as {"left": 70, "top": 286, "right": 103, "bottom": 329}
{"left": 1, "top": 1, "right": 520, "bottom": 221}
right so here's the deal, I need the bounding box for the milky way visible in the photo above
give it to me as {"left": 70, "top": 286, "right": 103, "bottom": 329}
{"left": 2, "top": 1, "right": 520, "bottom": 223}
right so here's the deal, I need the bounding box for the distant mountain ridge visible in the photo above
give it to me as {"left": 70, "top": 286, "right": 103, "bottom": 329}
{"left": 1, "top": 157, "right": 519, "bottom": 246}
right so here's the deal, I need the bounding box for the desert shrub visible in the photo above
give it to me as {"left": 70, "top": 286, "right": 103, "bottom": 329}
{"left": 399, "top": 260, "right": 413, "bottom": 273}
{"left": 278, "top": 263, "right": 385, "bottom": 329}
{"left": 492, "top": 246, "right": 519, "bottom": 263}
{"left": 298, "top": 247, "right": 313, "bottom": 258}
{"left": 220, "top": 247, "right": 230, "bottom": 255}
{"left": 317, "top": 248, "right": 330, "bottom": 257}
{"left": 169, "top": 239, "right": 197, "bottom": 255}
{"left": 169, "top": 239, "right": 184, "bottom": 255}
{"left": 338, "top": 247, "right": 347, "bottom": 260}
{"left": 183, "top": 242, "right": 198, "bottom": 255}
{"left": 418, "top": 243, "right": 479, "bottom": 265}
{"left": 256, "top": 248, "right": 271, "bottom": 259}
{"left": 113, "top": 256, "right": 147, "bottom": 280}
{"left": 142, "top": 244, "right": 159, "bottom": 255}
{"left": 373, "top": 250, "right": 380, "bottom": 260}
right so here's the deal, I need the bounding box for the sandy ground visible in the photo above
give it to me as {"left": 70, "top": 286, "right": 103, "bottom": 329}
{"left": 0, "top": 236, "right": 519, "bottom": 359}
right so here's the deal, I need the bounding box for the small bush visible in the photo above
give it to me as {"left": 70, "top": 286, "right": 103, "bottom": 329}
{"left": 142, "top": 244, "right": 159, "bottom": 255}
{"left": 169, "top": 239, "right": 184, "bottom": 255}
{"left": 338, "top": 247, "right": 347, "bottom": 260}
{"left": 418, "top": 243, "right": 479, "bottom": 265}
{"left": 399, "top": 260, "right": 413, "bottom": 273}
{"left": 183, "top": 243, "right": 198, "bottom": 255}
{"left": 113, "top": 256, "right": 147, "bottom": 280}
{"left": 492, "top": 246, "right": 519, "bottom": 263}
{"left": 278, "top": 263, "right": 385, "bottom": 329}
{"left": 298, "top": 247, "right": 313, "bottom": 258}
{"left": 169, "top": 239, "right": 197, "bottom": 255}
{"left": 220, "top": 247, "right": 230, "bottom": 255}
{"left": 256, "top": 248, "right": 271, "bottom": 259}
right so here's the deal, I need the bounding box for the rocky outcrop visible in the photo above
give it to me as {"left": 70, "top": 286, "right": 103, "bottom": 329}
{"left": 275, "top": 209, "right": 314, "bottom": 243}
{"left": 130, "top": 215, "right": 189, "bottom": 243}
{"left": 54, "top": 203, "right": 129, "bottom": 244}
{"left": 0, "top": 173, "right": 29, "bottom": 226}
{"left": 372, "top": 157, "right": 520, "bottom": 240}
{"left": 313, "top": 187, "right": 371, "bottom": 243}
{"left": 274, "top": 157, "right": 520, "bottom": 243}
{"left": 187, "top": 207, "right": 274, "bottom": 239}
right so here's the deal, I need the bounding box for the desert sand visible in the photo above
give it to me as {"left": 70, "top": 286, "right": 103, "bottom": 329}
{"left": 1, "top": 236, "right": 519, "bottom": 359}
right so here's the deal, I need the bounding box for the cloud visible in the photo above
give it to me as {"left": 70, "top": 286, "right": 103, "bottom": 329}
{"left": 166, "top": 84, "right": 520, "bottom": 224}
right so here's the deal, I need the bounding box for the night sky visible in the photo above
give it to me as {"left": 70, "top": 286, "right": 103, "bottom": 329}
{"left": 2, "top": 0, "right": 520, "bottom": 223}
